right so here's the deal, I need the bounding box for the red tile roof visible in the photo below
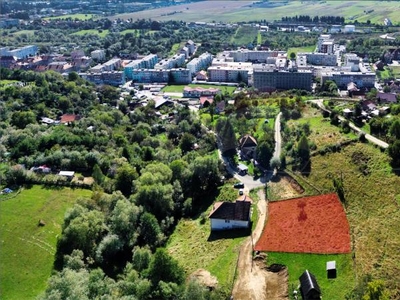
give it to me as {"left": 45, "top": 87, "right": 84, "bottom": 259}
{"left": 60, "top": 114, "right": 79, "bottom": 123}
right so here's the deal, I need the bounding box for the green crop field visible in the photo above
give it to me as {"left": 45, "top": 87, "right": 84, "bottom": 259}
{"left": 44, "top": 14, "right": 99, "bottom": 21}
{"left": 71, "top": 29, "right": 109, "bottom": 37}
{"left": 0, "top": 186, "right": 92, "bottom": 300}
{"left": 112, "top": 1, "right": 400, "bottom": 24}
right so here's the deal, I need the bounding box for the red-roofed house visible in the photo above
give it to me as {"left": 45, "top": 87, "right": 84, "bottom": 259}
{"left": 183, "top": 86, "right": 221, "bottom": 98}
{"left": 200, "top": 96, "right": 214, "bottom": 107}
{"left": 60, "top": 114, "right": 80, "bottom": 124}
{"left": 209, "top": 196, "right": 252, "bottom": 230}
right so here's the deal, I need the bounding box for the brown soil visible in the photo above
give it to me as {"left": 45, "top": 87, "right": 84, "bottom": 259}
{"left": 255, "top": 193, "right": 351, "bottom": 254}
{"left": 232, "top": 190, "right": 288, "bottom": 300}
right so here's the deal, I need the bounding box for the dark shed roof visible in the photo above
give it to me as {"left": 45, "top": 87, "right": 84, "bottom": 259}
{"left": 299, "top": 270, "right": 321, "bottom": 300}
{"left": 209, "top": 197, "right": 251, "bottom": 221}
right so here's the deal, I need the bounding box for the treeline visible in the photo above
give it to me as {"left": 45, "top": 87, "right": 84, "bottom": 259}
{"left": 281, "top": 15, "right": 345, "bottom": 24}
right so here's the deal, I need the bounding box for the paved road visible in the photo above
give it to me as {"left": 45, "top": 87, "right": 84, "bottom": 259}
{"left": 308, "top": 99, "right": 389, "bottom": 149}
{"left": 273, "top": 112, "right": 282, "bottom": 159}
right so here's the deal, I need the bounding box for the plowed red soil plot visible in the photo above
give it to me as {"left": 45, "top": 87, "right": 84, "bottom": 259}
{"left": 255, "top": 193, "right": 351, "bottom": 254}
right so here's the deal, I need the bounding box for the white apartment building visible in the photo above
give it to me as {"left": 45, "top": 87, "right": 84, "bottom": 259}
{"left": 154, "top": 54, "right": 185, "bottom": 70}
{"left": 91, "top": 50, "right": 106, "bottom": 61}
{"left": 187, "top": 52, "right": 213, "bottom": 75}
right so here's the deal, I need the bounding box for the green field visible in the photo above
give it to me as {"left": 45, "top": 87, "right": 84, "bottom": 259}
{"left": 112, "top": 1, "right": 400, "bottom": 24}
{"left": 44, "top": 14, "right": 99, "bottom": 21}
{"left": 162, "top": 84, "right": 237, "bottom": 94}
{"left": 231, "top": 26, "right": 258, "bottom": 46}
{"left": 71, "top": 29, "right": 109, "bottom": 37}
{"left": 267, "top": 252, "right": 355, "bottom": 300}
{"left": 0, "top": 186, "right": 92, "bottom": 300}
{"left": 287, "top": 45, "right": 316, "bottom": 55}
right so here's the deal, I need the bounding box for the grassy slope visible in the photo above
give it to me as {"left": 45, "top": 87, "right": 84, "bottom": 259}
{"left": 44, "top": 14, "right": 99, "bottom": 21}
{"left": 282, "top": 105, "right": 400, "bottom": 297}
{"left": 231, "top": 26, "right": 258, "bottom": 46}
{"left": 0, "top": 186, "right": 92, "bottom": 300}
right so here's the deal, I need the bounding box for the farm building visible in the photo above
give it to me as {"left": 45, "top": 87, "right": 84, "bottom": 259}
{"left": 209, "top": 196, "right": 252, "bottom": 230}
{"left": 299, "top": 270, "right": 321, "bottom": 300}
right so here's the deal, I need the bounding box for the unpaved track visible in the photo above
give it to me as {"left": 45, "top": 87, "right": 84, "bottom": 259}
{"left": 232, "top": 190, "right": 288, "bottom": 300}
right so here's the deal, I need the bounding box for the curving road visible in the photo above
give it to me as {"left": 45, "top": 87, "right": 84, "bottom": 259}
{"left": 273, "top": 112, "right": 283, "bottom": 159}
{"left": 309, "top": 99, "right": 389, "bottom": 149}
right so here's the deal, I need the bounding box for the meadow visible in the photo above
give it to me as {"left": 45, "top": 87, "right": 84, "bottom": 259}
{"left": 44, "top": 14, "right": 99, "bottom": 21}
{"left": 112, "top": 1, "right": 400, "bottom": 25}
{"left": 231, "top": 26, "right": 258, "bottom": 46}
{"left": 0, "top": 186, "right": 92, "bottom": 300}
{"left": 71, "top": 29, "right": 109, "bottom": 37}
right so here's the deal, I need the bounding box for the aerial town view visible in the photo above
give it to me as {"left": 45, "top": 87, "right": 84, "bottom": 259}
{"left": 1, "top": 0, "right": 400, "bottom": 299}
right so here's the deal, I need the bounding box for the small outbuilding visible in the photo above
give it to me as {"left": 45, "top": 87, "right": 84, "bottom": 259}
{"left": 58, "top": 171, "right": 75, "bottom": 180}
{"left": 326, "top": 260, "right": 337, "bottom": 279}
{"left": 299, "top": 270, "right": 321, "bottom": 300}
{"left": 237, "top": 163, "right": 249, "bottom": 175}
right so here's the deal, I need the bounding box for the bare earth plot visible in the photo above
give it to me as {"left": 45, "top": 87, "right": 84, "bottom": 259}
{"left": 255, "top": 193, "right": 351, "bottom": 254}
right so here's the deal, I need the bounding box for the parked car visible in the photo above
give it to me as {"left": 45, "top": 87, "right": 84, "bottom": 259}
{"left": 233, "top": 182, "right": 244, "bottom": 189}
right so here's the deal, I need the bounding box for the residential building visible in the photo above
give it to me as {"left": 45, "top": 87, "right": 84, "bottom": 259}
{"left": 209, "top": 196, "right": 252, "bottom": 231}
{"left": 251, "top": 65, "right": 313, "bottom": 91}
{"left": 80, "top": 71, "right": 125, "bottom": 86}
{"left": 344, "top": 54, "right": 361, "bottom": 71}
{"left": 330, "top": 24, "right": 342, "bottom": 33}
{"left": 2, "top": 45, "right": 38, "bottom": 59}
{"left": 91, "top": 49, "right": 106, "bottom": 61}
{"left": 208, "top": 61, "right": 252, "bottom": 83}
{"left": 124, "top": 54, "right": 159, "bottom": 80}
{"left": 299, "top": 52, "right": 337, "bottom": 66}
{"left": 218, "top": 49, "right": 286, "bottom": 63}
{"left": 186, "top": 40, "right": 195, "bottom": 55}
{"left": 180, "top": 46, "right": 189, "bottom": 58}
{"left": 169, "top": 68, "right": 191, "bottom": 84}
{"left": 154, "top": 54, "right": 185, "bottom": 70}
{"left": 317, "top": 35, "right": 334, "bottom": 54}
{"left": 187, "top": 52, "right": 213, "bottom": 75}
{"left": 102, "top": 58, "right": 122, "bottom": 71}
{"left": 183, "top": 86, "right": 221, "bottom": 98}
{"left": 320, "top": 70, "right": 376, "bottom": 89}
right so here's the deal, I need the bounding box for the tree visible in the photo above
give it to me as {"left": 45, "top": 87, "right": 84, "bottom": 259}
{"left": 270, "top": 156, "right": 281, "bottom": 170}
{"left": 289, "top": 52, "right": 296, "bottom": 60}
{"left": 297, "top": 135, "right": 310, "bottom": 165}
{"left": 139, "top": 212, "right": 164, "bottom": 248}
{"left": 147, "top": 248, "right": 185, "bottom": 286}
{"left": 388, "top": 140, "right": 400, "bottom": 167}
{"left": 115, "top": 163, "right": 138, "bottom": 197}
{"left": 362, "top": 280, "right": 389, "bottom": 300}
{"left": 216, "top": 118, "right": 237, "bottom": 155}
{"left": 10, "top": 111, "right": 36, "bottom": 129}
{"left": 256, "top": 141, "right": 274, "bottom": 169}
{"left": 389, "top": 119, "right": 400, "bottom": 141}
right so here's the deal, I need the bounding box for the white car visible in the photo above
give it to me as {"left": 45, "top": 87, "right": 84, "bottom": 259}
{"left": 239, "top": 189, "right": 244, "bottom": 195}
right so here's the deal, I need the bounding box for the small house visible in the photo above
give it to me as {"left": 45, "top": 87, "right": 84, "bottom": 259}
{"left": 299, "top": 270, "right": 321, "bottom": 300}
{"left": 238, "top": 134, "right": 258, "bottom": 159}
{"left": 58, "top": 171, "right": 75, "bottom": 180}
{"left": 209, "top": 196, "right": 252, "bottom": 231}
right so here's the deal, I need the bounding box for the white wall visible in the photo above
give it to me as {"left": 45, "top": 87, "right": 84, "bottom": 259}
{"left": 210, "top": 218, "right": 249, "bottom": 230}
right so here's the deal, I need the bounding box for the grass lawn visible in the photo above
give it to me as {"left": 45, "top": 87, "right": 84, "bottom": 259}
{"left": 167, "top": 185, "right": 259, "bottom": 289}
{"left": 162, "top": 84, "right": 236, "bottom": 94}
{"left": 169, "top": 43, "right": 182, "bottom": 56}
{"left": 287, "top": 45, "right": 316, "bottom": 55}
{"left": 267, "top": 252, "right": 355, "bottom": 300}
{"left": 0, "top": 185, "right": 92, "bottom": 300}
{"left": 71, "top": 29, "right": 109, "bottom": 37}
{"left": 44, "top": 14, "right": 99, "bottom": 20}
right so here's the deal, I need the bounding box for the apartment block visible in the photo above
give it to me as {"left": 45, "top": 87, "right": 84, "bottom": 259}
{"left": 320, "top": 70, "right": 376, "bottom": 89}
{"left": 252, "top": 65, "right": 313, "bottom": 92}
{"left": 154, "top": 54, "right": 185, "bottom": 70}
{"left": 187, "top": 52, "right": 213, "bottom": 75}
{"left": 1, "top": 45, "right": 38, "bottom": 59}
{"left": 91, "top": 49, "right": 106, "bottom": 61}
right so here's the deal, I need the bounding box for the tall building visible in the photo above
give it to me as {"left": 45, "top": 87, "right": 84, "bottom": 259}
{"left": 251, "top": 64, "right": 313, "bottom": 92}
{"left": 187, "top": 52, "right": 213, "bottom": 75}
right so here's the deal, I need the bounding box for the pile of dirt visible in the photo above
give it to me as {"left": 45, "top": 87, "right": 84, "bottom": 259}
{"left": 285, "top": 175, "right": 305, "bottom": 194}
{"left": 266, "top": 264, "right": 286, "bottom": 273}
{"left": 188, "top": 269, "right": 218, "bottom": 289}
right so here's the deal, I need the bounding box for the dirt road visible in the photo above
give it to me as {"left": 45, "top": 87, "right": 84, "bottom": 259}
{"left": 232, "top": 190, "right": 288, "bottom": 300}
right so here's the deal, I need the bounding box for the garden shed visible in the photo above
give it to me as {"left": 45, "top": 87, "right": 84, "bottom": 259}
{"left": 326, "top": 260, "right": 337, "bottom": 279}
{"left": 299, "top": 270, "right": 321, "bottom": 300}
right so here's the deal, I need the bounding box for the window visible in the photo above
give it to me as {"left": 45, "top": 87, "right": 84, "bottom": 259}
{"left": 225, "top": 220, "right": 230, "bottom": 223}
